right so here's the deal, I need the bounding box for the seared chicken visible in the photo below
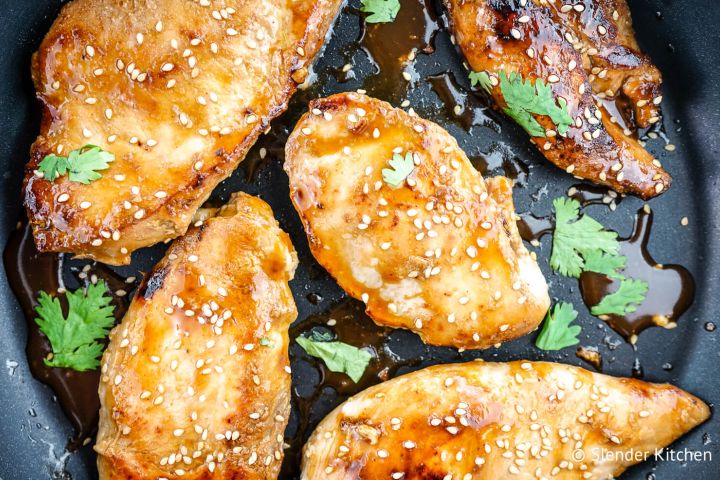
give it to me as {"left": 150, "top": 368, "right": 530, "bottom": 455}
{"left": 285, "top": 93, "right": 550, "bottom": 349}
{"left": 444, "top": 0, "right": 670, "bottom": 198}
{"left": 95, "top": 193, "right": 298, "bottom": 479}
{"left": 23, "top": 0, "right": 341, "bottom": 265}
{"left": 302, "top": 360, "right": 710, "bottom": 479}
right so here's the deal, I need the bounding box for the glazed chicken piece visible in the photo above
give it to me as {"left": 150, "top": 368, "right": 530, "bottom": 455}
{"left": 444, "top": 0, "right": 670, "bottom": 198}
{"left": 95, "top": 193, "right": 298, "bottom": 479}
{"left": 285, "top": 93, "right": 550, "bottom": 349}
{"left": 302, "top": 360, "right": 710, "bottom": 479}
{"left": 23, "top": 0, "right": 341, "bottom": 265}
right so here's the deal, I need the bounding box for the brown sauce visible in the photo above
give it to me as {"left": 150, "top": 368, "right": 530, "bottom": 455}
{"left": 568, "top": 183, "right": 622, "bottom": 209}
{"left": 3, "top": 221, "right": 135, "bottom": 449}
{"left": 426, "top": 71, "right": 498, "bottom": 132}
{"left": 359, "top": 0, "right": 439, "bottom": 103}
{"left": 517, "top": 212, "right": 553, "bottom": 243}
{"left": 598, "top": 96, "right": 636, "bottom": 137}
{"left": 579, "top": 206, "right": 695, "bottom": 340}
{"left": 282, "top": 298, "right": 418, "bottom": 475}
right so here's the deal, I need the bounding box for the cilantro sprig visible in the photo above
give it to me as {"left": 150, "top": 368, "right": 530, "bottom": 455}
{"left": 359, "top": 0, "right": 400, "bottom": 23}
{"left": 499, "top": 71, "right": 573, "bottom": 137}
{"left": 535, "top": 302, "right": 581, "bottom": 350}
{"left": 548, "top": 196, "right": 649, "bottom": 318}
{"left": 591, "top": 279, "right": 649, "bottom": 316}
{"left": 381, "top": 151, "right": 415, "bottom": 188}
{"left": 469, "top": 69, "right": 573, "bottom": 137}
{"left": 34, "top": 282, "right": 116, "bottom": 372}
{"left": 38, "top": 145, "right": 115, "bottom": 184}
{"left": 550, "top": 197, "right": 620, "bottom": 277}
{"left": 296, "top": 330, "right": 372, "bottom": 382}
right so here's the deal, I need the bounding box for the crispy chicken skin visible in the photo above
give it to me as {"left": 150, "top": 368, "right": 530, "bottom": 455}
{"left": 302, "top": 360, "right": 710, "bottom": 479}
{"left": 95, "top": 193, "right": 298, "bottom": 479}
{"left": 23, "top": 0, "right": 341, "bottom": 265}
{"left": 444, "top": 0, "right": 670, "bottom": 199}
{"left": 284, "top": 93, "right": 550, "bottom": 349}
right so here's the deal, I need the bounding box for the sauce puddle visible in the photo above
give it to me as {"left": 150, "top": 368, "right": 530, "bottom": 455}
{"left": 358, "top": 0, "right": 440, "bottom": 103}
{"left": 516, "top": 199, "right": 694, "bottom": 343}
{"left": 281, "top": 298, "right": 418, "bottom": 475}
{"left": 3, "top": 221, "right": 136, "bottom": 448}
{"left": 426, "top": 71, "right": 498, "bottom": 132}
{"left": 579, "top": 205, "right": 695, "bottom": 341}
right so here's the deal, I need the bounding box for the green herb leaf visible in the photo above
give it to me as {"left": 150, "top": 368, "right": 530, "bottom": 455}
{"left": 583, "top": 250, "right": 627, "bottom": 280}
{"left": 34, "top": 282, "right": 116, "bottom": 372}
{"left": 550, "top": 197, "right": 620, "bottom": 277}
{"left": 499, "top": 70, "right": 573, "bottom": 137}
{"left": 296, "top": 331, "right": 372, "bottom": 382}
{"left": 259, "top": 337, "right": 274, "bottom": 347}
{"left": 38, "top": 145, "right": 115, "bottom": 184}
{"left": 37, "top": 154, "right": 70, "bottom": 182}
{"left": 359, "top": 0, "right": 400, "bottom": 23}
{"left": 535, "top": 302, "right": 582, "bottom": 350}
{"left": 591, "top": 278, "right": 649, "bottom": 316}
{"left": 469, "top": 71, "right": 492, "bottom": 93}
{"left": 381, "top": 151, "right": 415, "bottom": 188}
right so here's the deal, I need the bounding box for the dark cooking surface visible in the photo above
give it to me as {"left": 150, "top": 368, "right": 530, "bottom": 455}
{"left": 0, "top": 0, "right": 718, "bottom": 478}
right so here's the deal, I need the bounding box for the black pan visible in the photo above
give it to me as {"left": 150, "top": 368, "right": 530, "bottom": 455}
{"left": 0, "top": 0, "right": 718, "bottom": 478}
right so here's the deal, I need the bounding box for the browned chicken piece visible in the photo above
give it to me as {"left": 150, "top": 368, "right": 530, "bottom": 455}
{"left": 23, "top": 0, "right": 341, "bottom": 265}
{"left": 285, "top": 93, "right": 550, "bottom": 349}
{"left": 95, "top": 193, "right": 298, "bottom": 479}
{"left": 302, "top": 360, "right": 710, "bottom": 479}
{"left": 444, "top": 0, "right": 671, "bottom": 199}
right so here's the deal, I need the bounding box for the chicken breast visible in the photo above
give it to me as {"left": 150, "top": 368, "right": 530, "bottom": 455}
{"left": 95, "top": 193, "right": 298, "bottom": 479}
{"left": 444, "top": 0, "right": 670, "bottom": 199}
{"left": 302, "top": 360, "right": 710, "bottom": 479}
{"left": 284, "top": 93, "right": 550, "bottom": 349}
{"left": 23, "top": 0, "right": 341, "bottom": 265}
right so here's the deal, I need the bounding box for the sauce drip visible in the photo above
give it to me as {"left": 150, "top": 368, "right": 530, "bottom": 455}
{"left": 281, "top": 298, "right": 418, "bottom": 475}
{"left": 470, "top": 142, "right": 530, "bottom": 186}
{"left": 517, "top": 212, "right": 553, "bottom": 243}
{"left": 568, "top": 183, "right": 622, "bottom": 209}
{"left": 426, "top": 71, "right": 497, "bottom": 132}
{"left": 359, "top": 0, "right": 439, "bottom": 103}
{"left": 579, "top": 206, "right": 695, "bottom": 340}
{"left": 3, "top": 222, "right": 135, "bottom": 448}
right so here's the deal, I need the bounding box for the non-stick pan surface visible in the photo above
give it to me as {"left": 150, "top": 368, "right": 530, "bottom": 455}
{"left": 0, "top": 0, "right": 718, "bottom": 478}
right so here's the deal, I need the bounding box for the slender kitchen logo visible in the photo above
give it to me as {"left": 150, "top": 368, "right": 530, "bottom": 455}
{"left": 571, "top": 447, "right": 713, "bottom": 464}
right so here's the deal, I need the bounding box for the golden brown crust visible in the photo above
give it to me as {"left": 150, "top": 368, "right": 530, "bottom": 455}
{"left": 444, "top": 0, "right": 670, "bottom": 199}
{"left": 302, "top": 360, "right": 710, "bottom": 479}
{"left": 284, "top": 93, "right": 550, "bottom": 349}
{"left": 23, "top": 0, "right": 341, "bottom": 265}
{"left": 95, "top": 192, "right": 298, "bottom": 479}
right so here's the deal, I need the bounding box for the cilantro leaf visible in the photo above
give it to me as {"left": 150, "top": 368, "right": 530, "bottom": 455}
{"left": 591, "top": 279, "right": 649, "bottom": 316}
{"left": 359, "top": 0, "right": 400, "bottom": 23}
{"left": 38, "top": 145, "right": 115, "bottom": 184}
{"left": 550, "top": 197, "right": 619, "bottom": 277}
{"left": 381, "top": 151, "right": 415, "bottom": 188}
{"left": 37, "top": 154, "right": 69, "bottom": 181}
{"left": 583, "top": 250, "right": 627, "bottom": 280}
{"left": 469, "top": 71, "right": 492, "bottom": 93}
{"left": 34, "top": 281, "right": 116, "bottom": 372}
{"left": 296, "top": 331, "right": 372, "bottom": 382}
{"left": 535, "top": 302, "right": 582, "bottom": 350}
{"left": 499, "top": 70, "right": 573, "bottom": 137}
